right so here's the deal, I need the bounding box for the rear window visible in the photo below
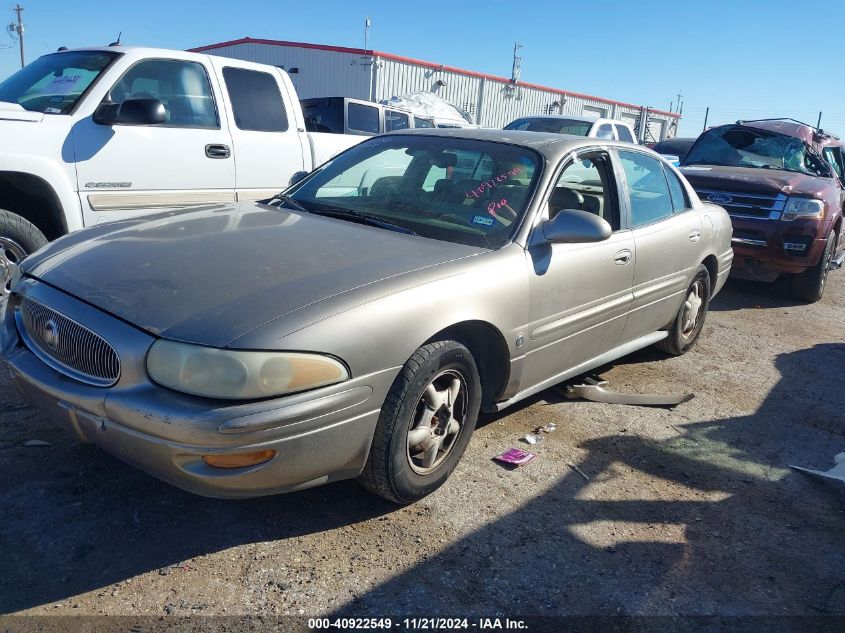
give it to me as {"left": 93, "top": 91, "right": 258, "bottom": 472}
{"left": 505, "top": 117, "right": 592, "bottom": 136}
{"left": 223, "top": 67, "right": 288, "bottom": 132}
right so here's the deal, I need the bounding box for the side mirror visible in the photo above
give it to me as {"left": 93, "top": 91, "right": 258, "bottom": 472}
{"left": 94, "top": 98, "right": 166, "bottom": 126}
{"left": 542, "top": 209, "right": 612, "bottom": 244}
{"left": 289, "top": 171, "right": 309, "bottom": 187}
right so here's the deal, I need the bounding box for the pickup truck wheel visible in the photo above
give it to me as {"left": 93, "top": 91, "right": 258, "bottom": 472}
{"left": 0, "top": 209, "right": 47, "bottom": 301}
{"left": 657, "top": 264, "right": 711, "bottom": 356}
{"left": 790, "top": 234, "right": 835, "bottom": 303}
{"left": 359, "top": 340, "right": 481, "bottom": 504}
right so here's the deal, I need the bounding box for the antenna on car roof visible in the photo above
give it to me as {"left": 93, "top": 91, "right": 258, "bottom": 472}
{"left": 109, "top": 32, "right": 122, "bottom": 46}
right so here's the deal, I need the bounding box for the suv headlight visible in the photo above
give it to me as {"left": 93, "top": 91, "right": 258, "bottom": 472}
{"left": 782, "top": 197, "right": 824, "bottom": 221}
{"left": 146, "top": 340, "right": 348, "bottom": 400}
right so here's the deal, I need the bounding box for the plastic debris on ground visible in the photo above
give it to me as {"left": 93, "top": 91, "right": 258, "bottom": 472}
{"left": 494, "top": 448, "right": 536, "bottom": 467}
{"left": 789, "top": 453, "right": 845, "bottom": 484}
{"left": 24, "top": 439, "right": 53, "bottom": 447}
{"left": 521, "top": 433, "right": 542, "bottom": 445}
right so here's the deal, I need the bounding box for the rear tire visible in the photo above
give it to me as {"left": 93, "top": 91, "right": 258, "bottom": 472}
{"left": 0, "top": 209, "right": 47, "bottom": 300}
{"left": 790, "top": 234, "right": 835, "bottom": 303}
{"left": 657, "top": 264, "right": 711, "bottom": 356}
{"left": 358, "top": 340, "right": 481, "bottom": 504}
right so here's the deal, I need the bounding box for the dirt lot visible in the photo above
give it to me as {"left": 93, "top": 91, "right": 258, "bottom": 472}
{"left": 0, "top": 273, "right": 843, "bottom": 624}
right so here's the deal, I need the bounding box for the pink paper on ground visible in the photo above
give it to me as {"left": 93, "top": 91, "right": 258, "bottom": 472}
{"left": 494, "top": 448, "right": 536, "bottom": 466}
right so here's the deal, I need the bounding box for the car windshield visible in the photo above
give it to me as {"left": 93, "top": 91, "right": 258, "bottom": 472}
{"left": 288, "top": 135, "right": 541, "bottom": 249}
{"left": 683, "top": 126, "right": 829, "bottom": 176}
{"left": 0, "top": 51, "right": 118, "bottom": 114}
{"left": 505, "top": 117, "right": 592, "bottom": 136}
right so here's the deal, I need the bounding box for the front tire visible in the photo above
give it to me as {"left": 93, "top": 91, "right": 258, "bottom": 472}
{"left": 657, "top": 264, "right": 711, "bottom": 356}
{"left": 359, "top": 340, "right": 481, "bottom": 504}
{"left": 0, "top": 209, "right": 47, "bottom": 301}
{"left": 790, "top": 233, "right": 835, "bottom": 303}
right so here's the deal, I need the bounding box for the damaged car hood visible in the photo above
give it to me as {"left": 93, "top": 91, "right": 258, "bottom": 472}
{"left": 680, "top": 165, "right": 832, "bottom": 198}
{"left": 22, "top": 202, "right": 485, "bottom": 347}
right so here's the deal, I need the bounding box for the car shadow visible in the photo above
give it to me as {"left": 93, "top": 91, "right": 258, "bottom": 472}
{"left": 1, "top": 345, "right": 842, "bottom": 616}
{"left": 327, "top": 343, "right": 845, "bottom": 617}
{"left": 709, "top": 277, "right": 804, "bottom": 312}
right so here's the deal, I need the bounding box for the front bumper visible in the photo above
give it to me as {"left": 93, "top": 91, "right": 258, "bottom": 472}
{"left": 1, "top": 280, "right": 395, "bottom": 498}
{"left": 729, "top": 216, "right": 827, "bottom": 278}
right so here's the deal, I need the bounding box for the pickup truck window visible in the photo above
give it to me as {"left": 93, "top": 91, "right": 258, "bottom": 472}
{"left": 414, "top": 117, "right": 435, "bottom": 129}
{"left": 0, "top": 50, "right": 118, "bottom": 114}
{"left": 615, "top": 124, "right": 635, "bottom": 143}
{"left": 596, "top": 124, "right": 614, "bottom": 140}
{"left": 618, "top": 150, "right": 674, "bottom": 227}
{"left": 222, "top": 67, "right": 288, "bottom": 132}
{"left": 385, "top": 110, "right": 410, "bottom": 131}
{"left": 110, "top": 59, "right": 218, "bottom": 128}
{"left": 348, "top": 103, "right": 380, "bottom": 135}
{"left": 684, "top": 126, "right": 830, "bottom": 177}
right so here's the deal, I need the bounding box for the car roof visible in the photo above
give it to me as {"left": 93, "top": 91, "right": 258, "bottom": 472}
{"left": 388, "top": 127, "right": 650, "bottom": 161}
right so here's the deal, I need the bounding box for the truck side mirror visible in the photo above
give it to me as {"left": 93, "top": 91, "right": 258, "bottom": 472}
{"left": 93, "top": 98, "right": 166, "bottom": 126}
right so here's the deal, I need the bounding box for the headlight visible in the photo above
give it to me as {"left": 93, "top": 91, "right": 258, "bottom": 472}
{"left": 782, "top": 197, "right": 824, "bottom": 221}
{"left": 146, "top": 340, "right": 348, "bottom": 400}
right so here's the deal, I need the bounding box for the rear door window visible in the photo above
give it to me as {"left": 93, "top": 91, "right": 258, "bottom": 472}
{"left": 222, "top": 67, "right": 288, "bottom": 132}
{"left": 347, "top": 102, "right": 380, "bottom": 134}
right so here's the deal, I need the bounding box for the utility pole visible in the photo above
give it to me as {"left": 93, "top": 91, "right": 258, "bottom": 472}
{"left": 510, "top": 42, "right": 522, "bottom": 83}
{"left": 10, "top": 4, "right": 24, "bottom": 68}
{"left": 363, "top": 15, "right": 371, "bottom": 54}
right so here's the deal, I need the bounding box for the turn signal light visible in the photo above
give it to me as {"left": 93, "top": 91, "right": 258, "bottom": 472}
{"left": 202, "top": 449, "right": 276, "bottom": 469}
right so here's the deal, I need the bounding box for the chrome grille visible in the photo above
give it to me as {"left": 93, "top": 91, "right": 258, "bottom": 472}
{"left": 16, "top": 297, "right": 120, "bottom": 386}
{"left": 696, "top": 189, "right": 786, "bottom": 220}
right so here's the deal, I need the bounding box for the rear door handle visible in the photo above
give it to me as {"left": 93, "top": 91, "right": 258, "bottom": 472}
{"left": 614, "top": 249, "right": 632, "bottom": 265}
{"left": 689, "top": 229, "right": 701, "bottom": 243}
{"left": 205, "top": 144, "right": 231, "bottom": 159}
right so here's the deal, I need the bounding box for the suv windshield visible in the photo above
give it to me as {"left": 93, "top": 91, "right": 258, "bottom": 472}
{"left": 683, "top": 125, "right": 829, "bottom": 176}
{"left": 289, "top": 135, "right": 540, "bottom": 249}
{"left": 0, "top": 51, "right": 118, "bottom": 114}
{"left": 505, "top": 117, "right": 592, "bottom": 136}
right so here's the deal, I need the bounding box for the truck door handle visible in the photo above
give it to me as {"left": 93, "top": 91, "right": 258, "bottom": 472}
{"left": 205, "top": 144, "right": 231, "bottom": 159}
{"left": 614, "top": 249, "right": 632, "bottom": 265}
{"left": 689, "top": 229, "right": 701, "bottom": 243}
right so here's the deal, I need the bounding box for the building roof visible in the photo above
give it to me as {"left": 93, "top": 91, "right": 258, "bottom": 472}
{"left": 190, "top": 37, "right": 680, "bottom": 119}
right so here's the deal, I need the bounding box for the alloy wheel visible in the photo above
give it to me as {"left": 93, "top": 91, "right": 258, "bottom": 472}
{"left": 407, "top": 369, "right": 468, "bottom": 474}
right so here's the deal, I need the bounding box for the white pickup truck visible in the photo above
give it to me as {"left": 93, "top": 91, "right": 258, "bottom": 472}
{"left": 0, "top": 45, "right": 363, "bottom": 294}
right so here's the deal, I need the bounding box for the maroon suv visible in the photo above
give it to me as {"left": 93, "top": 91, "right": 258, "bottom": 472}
{"left": 680, "top": 119, "right": 845, "bottom": 302}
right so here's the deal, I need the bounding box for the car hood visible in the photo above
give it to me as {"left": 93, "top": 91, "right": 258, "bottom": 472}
{"left": 680, "top": 165, "right": 831, "bottom": 198}
{"left": 23, "top": 202, "right": 486, "bottom": 347}
{"left": 0, "top": 101, "right": 44, "bottom": 123}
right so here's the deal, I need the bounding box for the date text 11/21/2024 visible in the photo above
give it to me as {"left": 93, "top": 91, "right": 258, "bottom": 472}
{"left": 307, "top": 617, "right": 529, "bottom": 630}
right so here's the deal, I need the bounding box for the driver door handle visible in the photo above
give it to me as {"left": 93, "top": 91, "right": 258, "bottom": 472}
{"left": 689, "top": 229, "right": 701, "bottom": 243}
{"left": 614, "top": 249, "right": 632, "bottom": 265}
{"left": 205, "top": 144, "right": 231, "bottom": 159}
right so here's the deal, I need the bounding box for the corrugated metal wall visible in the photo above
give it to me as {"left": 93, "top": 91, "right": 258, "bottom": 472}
{"left": 203, "top": 43, "right": 678, "bottom": 140}
{"left": 203, "top": 43, "right": 374, "bottom": 100}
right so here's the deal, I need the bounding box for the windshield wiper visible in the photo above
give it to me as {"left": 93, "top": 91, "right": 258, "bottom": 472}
{"left": 266, "top": 194, "right": 309, "bottom": 214}
{"left": 306, "top": 204, "right": 418, "bottom": 235}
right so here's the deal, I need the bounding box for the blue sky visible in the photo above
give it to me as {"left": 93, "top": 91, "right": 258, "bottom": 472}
{"left": 2, "top": 0, "right": 843, "bottom": 137}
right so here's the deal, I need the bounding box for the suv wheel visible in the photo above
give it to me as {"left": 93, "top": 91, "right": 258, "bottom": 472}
{"left": 1, "top": 209, "right": 47, "bottom": 301}
{"left": 790, "top": 233, "right": 835, "bottom": 303}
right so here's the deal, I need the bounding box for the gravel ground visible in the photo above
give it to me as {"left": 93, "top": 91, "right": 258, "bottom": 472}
{"left": 0, "top": 273, "right": 843, "bottom": 622}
